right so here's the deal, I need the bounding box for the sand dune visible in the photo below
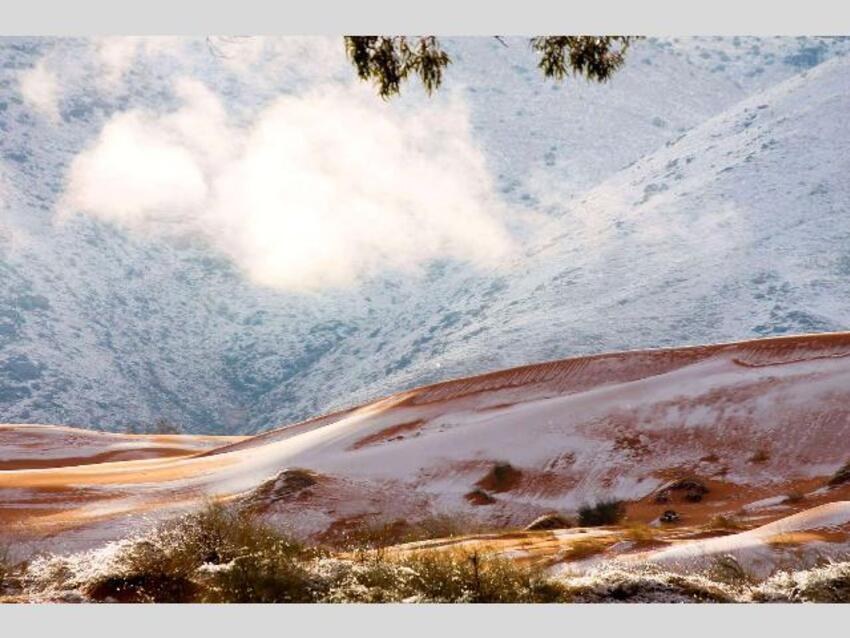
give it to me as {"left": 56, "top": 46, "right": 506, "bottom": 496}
{"left": 3, "top": 332, "right": 850, "bottom": 569}
{"left": 0, "top": 424, "right": 246, "bottom": 470}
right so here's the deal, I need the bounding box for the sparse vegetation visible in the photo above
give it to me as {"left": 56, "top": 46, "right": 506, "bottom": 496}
{"left": 331, "top": 550, "right": 568, "bottom": 603}
{"left": 72, "top": 504, "right": 570, "bottom": 603}
{"left": 18, "top": 503, "right": 850, "bottom": 604}
{"left": 703, "top": 555, "right": 754, "bottom": 588}
{"left": 782, "top": 491, "right": 806, "bottom": 505}
{"left": 326, "top": 514, "right": 491, "bottom": 551}
{"left": 578, "top": 500, "right": 626, "bottom": 527}
{"left": 706, "top": 514, "right": 745, "bottom": 531}
{"left": 623, "top": 523, "right": 657, "bottom": 543}
{"left": 0, "top": 545, "right": 16, "bottom": 596}
{"left": 828, "top": 461, "right": 850, "bottom": 487}
{"left": 753, "top": 562, "right": 850, "bottom": 602}
{"left": 561, "top": 564, "right": 736, "bottom": 603}
{"left": 84, "top": 503, "right": 312, "bottom": 602}
{"left": 560, "top": 536, "right": 613, "bottom": 561}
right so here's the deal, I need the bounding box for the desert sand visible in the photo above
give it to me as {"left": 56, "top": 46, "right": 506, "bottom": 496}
{"left": 3, "top": 332, "right": 850, "bottom": 581}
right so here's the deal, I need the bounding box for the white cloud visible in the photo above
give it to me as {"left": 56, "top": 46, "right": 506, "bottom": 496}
{"left": 19, "top": 59, "right": 60, "bottom": 122}
{"left": 61, "top": 79, "right": 516, "bottom": 290}
{"left": 93, "top": 37, "right": 186, "bottom": 90}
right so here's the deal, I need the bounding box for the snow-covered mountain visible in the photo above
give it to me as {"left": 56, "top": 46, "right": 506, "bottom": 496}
{"left": 1, "top": 36, "right": 849, "bottom": 433}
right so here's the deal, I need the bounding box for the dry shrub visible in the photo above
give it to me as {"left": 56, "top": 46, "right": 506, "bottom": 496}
{"left": 782, "top": 491, "right": 806, "bottom": 505}
{"left": 0, "top": 546, "right": 9, "bottom": 587}
{"left": 84, "top": 503, "right": 311, "bottom": 603}
{"left": 753, "top": 562, "right": 850, "bottom": 602}
{"left": 327, "top": 513, "right": 491, "bottom": 550}
{"left": 706, "top": 514, "right": 745, "bottom": 531}
{"left": 623, "top": 523, "right": 656, "bottom": 544}
{"left": 578, "top": 500, "right": 625, "bottom": 527}
{"left": 704, "top": 555, "right": 754, "bottom": 588}
{"left": 828, "top": 461, "right": 850, "bottom": 487}
{"left": 327, "top": 550, "right": 568, "bottom": 603}
{"left": 561, "top": 537, "right": 612, "bottom": 561}
{"left": 75, "top": 503, "right": 569, "bottom": 603}
{"left": 0, "top": 545, "right": 18, "bottom": 595}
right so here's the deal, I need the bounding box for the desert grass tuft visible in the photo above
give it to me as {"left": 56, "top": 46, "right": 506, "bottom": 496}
{"left": 706, "top": 514, "right": 745, "bottom": 532}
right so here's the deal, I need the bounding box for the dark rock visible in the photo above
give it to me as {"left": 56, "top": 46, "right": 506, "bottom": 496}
{"left": 465, "top": 488, "right": 496, "bottom": 505}
{"left": 660, "top": 510, "right": 680, "bottom": 523}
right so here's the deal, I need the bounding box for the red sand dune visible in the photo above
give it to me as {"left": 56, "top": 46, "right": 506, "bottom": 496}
{"left": 0, "top": 424, "right": 245, "bottom": 470}
{"left": 3, "top": 332, "right": 850, "bottom": 570}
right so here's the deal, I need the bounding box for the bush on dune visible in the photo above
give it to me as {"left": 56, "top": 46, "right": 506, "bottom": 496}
{"left": 328, "top": 514, "right": 492, "bottom": 551}
{"left": 84, "top": 503, "right": 313, "bottom": 603}
{"left": 0, "top": 545, "right": 27, "bottom": 599}
{"left": 79, "top": 503, "right": 568, "bottom": 603}
{"left": 320, "top": 550, "right": 568, "bottom": 603}
{"left": 753, "top": 562, "right": 850, "bottom": 602}
{"left": 0, "top": 546, "right": 14, "bottom": 595}
{"left": 578, "top": 500, "right": 626, "bottom": 527}
{"left": 828, "top": 461, "right": 850, "bottom": 487}
{"left": 23, "top": 502, "right": 850, "bottom": 603}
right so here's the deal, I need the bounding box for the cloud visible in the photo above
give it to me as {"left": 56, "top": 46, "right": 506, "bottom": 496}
{"left": 19, "top": 59, "right": 60, "bottom": 122}
{"left": 92, "top": 37, "right": 186, "bottom": 90}
{"left": 61, "top": 79, "right": 516, "bottom": 290}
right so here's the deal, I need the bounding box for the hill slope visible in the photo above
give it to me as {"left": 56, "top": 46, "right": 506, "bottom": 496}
{"left": 3, "top": 332, "right": 850, "bottom": 560}
{"left": 1, "top": 37, "right": 849, "bottom": 432}
{"left": 263, "top": 53, "right": 850, "bottom": 430}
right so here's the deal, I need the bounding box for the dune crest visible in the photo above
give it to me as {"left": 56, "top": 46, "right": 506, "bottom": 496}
{"left": 3, "top": 332, "right": 850, "bottom": 572}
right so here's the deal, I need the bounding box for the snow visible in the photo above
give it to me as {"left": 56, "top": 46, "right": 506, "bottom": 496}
{"left": 5, "top": 332, "right": 850, "bottom": 556}
{"left": 639, "top": 501, "right": 850, "bottom": 578}
{"left": 1, "top": 37, "right": 850, "bottom": 434}
{"left": 0, "top": 424, "right": 236, "bottom": 464}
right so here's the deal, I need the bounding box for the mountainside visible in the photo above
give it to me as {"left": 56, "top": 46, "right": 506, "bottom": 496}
{"left": 256, "top": 51, "right": 850, "bottom": 430}
{"left": 1, "top": 37, "right": 849, "bottom": 433}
